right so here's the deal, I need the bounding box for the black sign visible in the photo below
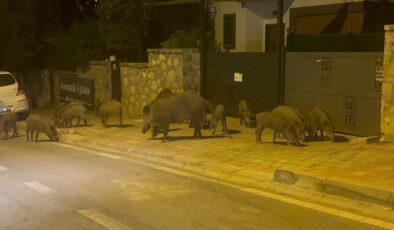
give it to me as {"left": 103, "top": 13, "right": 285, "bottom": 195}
{"left": 59, "top": 76, "right": 95, "bottom": 110}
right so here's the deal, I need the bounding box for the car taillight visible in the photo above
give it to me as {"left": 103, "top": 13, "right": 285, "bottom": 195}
{"left": 16, "top": 84, "right": 24, "bottom": 96}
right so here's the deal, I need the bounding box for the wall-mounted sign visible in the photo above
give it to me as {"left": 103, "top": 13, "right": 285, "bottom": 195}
{"left": 234, "top": 72, "right": 243, "bottom": 82}
{"left": 59, "top": 76, "right": 95, "bottom": 110}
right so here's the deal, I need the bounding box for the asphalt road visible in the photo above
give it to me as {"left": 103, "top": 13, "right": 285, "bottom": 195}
{"left": 0, "top": 138, "right": 387, "bottom": 230}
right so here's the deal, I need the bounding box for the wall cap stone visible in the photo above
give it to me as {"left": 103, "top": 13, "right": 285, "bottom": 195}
{"left": 120, "top": 62, "right": 149, "bottom": 68}
{"left": 147, "top": 48, "right": 199, "bottom": 54}
{"left": 52, "top": 70, "right": 76, "bottom": 75}
{"left": 89, "top": 60, "right": 107, "bottom": 65}
{"left": 384, "top": 24, "right": 394, "bottom": 31}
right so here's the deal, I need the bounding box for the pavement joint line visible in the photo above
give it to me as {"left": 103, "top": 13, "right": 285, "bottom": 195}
{"left": 24, "top": 181, "right": 56, "bottom": 194}
{"left": 0, "top": 165, "right": 9, "bottom": 172}
{"left": 56, "top": 141, "right": 394, "bottom": 229}
{"left": 52, "top": 143, "right": 121, "bottom": 160}
{"left": 78, "top": 209, "right": 134, "bottom": 230}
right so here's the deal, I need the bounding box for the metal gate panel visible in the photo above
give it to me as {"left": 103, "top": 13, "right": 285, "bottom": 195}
{"left": 285, "top": 52, "right": 382, "bottom": 136}
{"left": 205, "top": 52, "right": 278, "bottom": 116}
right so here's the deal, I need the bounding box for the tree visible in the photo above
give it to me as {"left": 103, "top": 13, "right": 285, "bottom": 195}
{"left": 63, "top": 20, "right": 106, "bottom": 69}
{"left": 145, "top": 4, "right": 199, "bottom": 49}
{"left": 0, "top": 0, "right": 42, "bottom": 71}
{"left": 95, "top": 0, "right": 149, "bottom": 61}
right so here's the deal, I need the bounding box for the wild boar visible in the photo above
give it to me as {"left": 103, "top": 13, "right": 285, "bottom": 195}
{"left": 201, "top": 101, "right": 215, "bottom": 129}
{"left": 294, "top": 109, "right": 314, "bottom": 137}
{"left": 238, "top": 100, "right": 255, "bottom": 128}
{"left": 142, "top": 92, "right": 208, "bottom": 142}
{"left": 53, "top": 102, "right": 83, "bottom": 119}
{"left": 0, "top": 112, "right": 19, "bottom": 140}
{"left": 255, "top": 112, "right": 294, "bottom": 144}
{"left": 53, "top": 102, "right": 83, "bottom": 127}
{"left": 26, "top": 114, "right": 59, "bottom": 142}
{"left": 55, "top": 104, "right": 88, "bottom": 128}
{"left": 272, "top": 105, "right": 305, "bottom": 145}
{"left": 308, "top": 106, "right": 335, "bottom": 142}
{"left": 210, "top": 104, "right": 228, "bottom": 135}
{"left": 146, "top": 88, "right": 174, "bottom": 137}
{"left": 97, "top": 100, "right": 123, "bottom": 128}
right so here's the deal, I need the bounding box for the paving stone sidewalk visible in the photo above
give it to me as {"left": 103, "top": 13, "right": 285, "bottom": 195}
{"left": 26, "top": 109, "right": 394, "bottom": 202}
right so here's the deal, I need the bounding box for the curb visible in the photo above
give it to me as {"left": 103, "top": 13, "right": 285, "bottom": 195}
{"left": 274, "top": 168, "right": 394, "bottom": 208}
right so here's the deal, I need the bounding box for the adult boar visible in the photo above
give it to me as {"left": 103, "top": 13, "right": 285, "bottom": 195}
{"left": 238, "top": 100, "right": 256, "bottom": 128}
{"left": 0, "top": 112, "right": 19, "bottom": 140}
{"left": 142, "top": 93, "right": 208, "bottom": 142}
{"left": 97, "top": 100, "right": 123, "bottom": 128}
{"left": 209, "top": 104, "right": 228, "bottom": 135}
{"left": 55, "top": 104, "right": 88, "bottom": 128}
{"left": 255, "top": 112, "right": 294, "bottom": 144}
{"left": 308, "top": 106, "right": 335, "bottom": 142}
{"left": 272, "top": 105, "right": 305, "bottom": 146}
{"left": 26, "top": 114, "right": 59, "bottom": 142}
{"left": 53, "top": 102, "right": 83, "bottom": 121}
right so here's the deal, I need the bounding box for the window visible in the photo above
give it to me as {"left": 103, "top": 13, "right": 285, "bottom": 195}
{"left": 223, "top": 14, "right": 236, "bottom": 50}
{"left": 0, "top": 74, "right": 16, "bottom": 87}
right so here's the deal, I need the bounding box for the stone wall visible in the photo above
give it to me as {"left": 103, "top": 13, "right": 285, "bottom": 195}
{"left": 80, "top": 61, "right": 111, "bottom": 105}
{"left": 121, "top": 49, "right": 200, "bottom": 118}
{"left": 382, "top": 25, "right": 394, "bottom": 138}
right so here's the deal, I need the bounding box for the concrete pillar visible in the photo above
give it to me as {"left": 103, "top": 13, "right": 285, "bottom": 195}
{"left": 381, "top": 25, "right": 394, "bottom": 139}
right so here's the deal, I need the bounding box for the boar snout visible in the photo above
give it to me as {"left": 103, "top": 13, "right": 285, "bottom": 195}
{"left": 142, "top": 124, "right": 150, "bottom": 133}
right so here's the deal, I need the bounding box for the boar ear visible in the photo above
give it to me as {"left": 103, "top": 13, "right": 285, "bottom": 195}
{"left": 143, "top": 105, "right": 151, "bottom": 115}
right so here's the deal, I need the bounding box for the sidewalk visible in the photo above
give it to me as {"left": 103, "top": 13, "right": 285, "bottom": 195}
{"left": 25, "top": 109, "right": 394, "bottom": 210}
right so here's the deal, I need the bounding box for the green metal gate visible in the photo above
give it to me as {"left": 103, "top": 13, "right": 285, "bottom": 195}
{"left": 205, "top": 52, "right": 279, "bottom": 116}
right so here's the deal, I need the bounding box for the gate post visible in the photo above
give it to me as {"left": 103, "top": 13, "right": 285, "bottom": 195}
{"left": 110, "top": 55, "right": 121, "bottom": 101}
{"left": 277, "top": 0, "right": 285, "bottom": 105}
{"left": 382, "top": 25, "right": 394, "bottom": 140}
{"left": 199, "top": 0, "right": 206, "bottom": 97}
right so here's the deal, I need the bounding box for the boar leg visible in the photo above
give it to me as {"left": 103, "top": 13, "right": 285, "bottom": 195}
{"left": 26, "top": 129, "right": 30, "bottom": 141}
{"left": 211, "top": 119, "right": 217, "bottom": 135}
{"left": 255, "top": 125, "right": 263, "bottom": 143}
{"left": 81, "top": 114, "right": 88, "bottom": 127}
{"left": 3, "top": 126, "right": 8, "bottom": 140}
{"left": 119, "top": 114, "right": 123, "bottom": 128}
{"left": 192, "top": 118, "right": 202, "bottom": 139}
{"left": 222, "top": 117, "right": 228, "bottom": 134}
{"left": 100, "top": 115, "right": 105, "bottom": 127}
{"left": 273, "top": 130, "right": 279, "bottom": 144}
{"left": 162, "top": 122, "right": 170, "bottom": 142}
{"left": 12, "top": 123, "right": 18, "bottom": 137}
{"left": 34, "top": 131, "right": 39, "bottom": 142}
{"left": 30, "top": 129, "right": 35, "bottom": 141}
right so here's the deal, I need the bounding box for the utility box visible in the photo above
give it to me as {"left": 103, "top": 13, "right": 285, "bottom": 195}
{"left": 285, "top": 52, "right": 383, "bottom": 136}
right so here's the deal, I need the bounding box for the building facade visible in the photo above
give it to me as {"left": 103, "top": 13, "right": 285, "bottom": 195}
{"left": 214, "top": 0, "right": 372, "bottom": 52}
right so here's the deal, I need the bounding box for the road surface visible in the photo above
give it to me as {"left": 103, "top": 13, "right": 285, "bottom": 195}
{"left": 0, "top": 138, "right": 387, "bottom": 230}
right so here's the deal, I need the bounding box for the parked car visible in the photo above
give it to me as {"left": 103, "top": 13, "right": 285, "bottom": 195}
{"left": 0, "top": 71, "right": 29, "bottom": 120}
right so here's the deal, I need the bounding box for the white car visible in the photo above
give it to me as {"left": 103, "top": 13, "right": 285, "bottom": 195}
{"left": 0, "top": 71, "right": 30, "bottom": 120}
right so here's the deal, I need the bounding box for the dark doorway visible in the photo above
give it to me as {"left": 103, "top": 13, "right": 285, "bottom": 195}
{"left": 205, "top": 52, "right": 278, "bottom": 116}
{"left": 223, "top": 14, "right": 236, "bottom": 50}
{"left": 265, "top": 23, "right": 285, "bottom": 52}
